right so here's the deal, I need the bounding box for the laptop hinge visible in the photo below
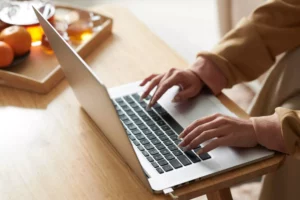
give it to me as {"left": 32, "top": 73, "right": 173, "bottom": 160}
{"left": 163, "top": 188, "right": 178, "bottom": 199}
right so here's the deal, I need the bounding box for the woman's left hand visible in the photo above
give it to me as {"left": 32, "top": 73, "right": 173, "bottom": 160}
{"left": 178, "top": 113, "right": 258, "bottom": 154}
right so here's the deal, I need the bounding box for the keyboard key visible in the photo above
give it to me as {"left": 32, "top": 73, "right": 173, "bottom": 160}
{"left": 155, "top": 143, "right": 166, "bottom": 150}
{"left": 158, "top": 159, "right": 168, "bottom": 166}
{"left": 177, "top": 155, "right": 191, "bottom": 166}
{"left": 147, "top": 156, "right": 154, "bottom": 162}
{"left": 151, "top": 138, "right": 160, "bottom": 145}
{"left": 156, "top": 167, "right": 164, "bottom": 174}
{"left": 128, "top": 124, "right": 137, "bottom": 130}
{"left": 142, "top": 151, "right": 149, "bottom": 156}
{"left": 151, "top": 162, "right": 159, "bottom": 168}
{"left": 134, "top": 120, "right": 143, "bottom": 125}
{"left": 131, "top": 129, "right": 141, "bottom": 135}
{"left": 119, "top": 115, "right": 128, "bottom": 121}
{"left": 160, "top": 149, "right": 170, "bottom": 155}
{"left": 147, "top": 110, "right": 158, "bottom": 117}
{"left": 133, "top": 107, "right": 142, "bottom": 112}
{"left": 138, "top": 146, "right": 144, "bottom": 151}
{"left": 145, "top": 95, "right": 152, "bottom": 101}
{"left": 140, "top": 139, "right": 150, "bottom": 145}
{"left": 139, "top": 124, "right": 148, "bottom": 130}
{"left": 139, "top": 102, "right": 147, "bottom": 109}
{"left": 184, "top": 151, "right": 201, "bottom": 163}
{"left": 166, "top": 130, "right": 176, "bottom": 136}
{"left": 122, "top": 106, "right": 131, "bottom": 111}
{"left": 194, "top": 147, "right": 212, "bottom": 160}
{"left": 124, "top": 95, "right": 134, "bottom": 103}
{"left": 146, "top": 134, "right": 156, "bottom": 140}
{"left": 152, "top": 116, "right": 161, "bottom": 121}
{"left": 146, "top": 121, "right": 155, "bottom": 126}
{"left": 168, "top": 145, "right": 178, "bottom": 151}
{"left": 123, "top": 119, "right": 131, "bottom": 125}
{"left": 126, "top": 110, "right": 135, "bottom": 116}
{"left": 132, "top": 93, "right": 140, "bottom": 100}
{"left": 115, "top": 98, "right": 124, "bottom": 103}
{"left": 158, "top": 135, "right": 169, "bottom": 141}
{"left": 165, "top": 154, "right": 175, "bottom": 160}
{"left": 160, "top": 114, "right": 184, "bottom": 134}
{"left": 136, "top": 134, "right": 145, "bottom": 140}
{"left": 131, "top": 115, "right": 139, "bottom": 120}
{"left": 154, "top": 130, "right": 164, "bottom": 136}
{"left": 128, "top": 135, "right": 135, "bottom": 141}
{"left": 144, "top": 144, "right": 154, "bottom": 150}
{"left": 162, "top": 164, "right": 173, "bottom": 172}
{"left": 133, "top": 140, "right": 140, "bottom": 146}
{"left": 150, "top": 125, "right": 159, "bottom": 131}
{"left": 156, "top": 120, "right": 166, "bottom": 126}
{"left": 142, "top": 128, "right": 152, "bottom": 135}
{"left": 117, "top": 110, "right": 124, "bottom": 116}
{"left": 137, "top": 111, "right": 146, "bottom": 117}
{"left": 149, "top": 149, "right": 159, "bottom": 155}
{"left": 161, "top": 125, "right": 171, "bottom": 131}
{"left": 141, "top": 116, "right": 150, "bottom": 121}
{"left": 153, "top": 154, "right": 163, "bottom": 161}
{"left": 131, "top": 103, "right": 139, "bottom": 108}
{"left": 172, "top": 150, "right": 183, "bottom": 156}
{"left": 170, "top": 135, "right": 178, "bottom": 141}
{"left": 163, "top": 139, "right": 173, "bottom": 146}
{"left": 173, "top": 139, "right": 182, "bottom": 145}
{"left": 169, "top": 159, "right": 182, "bottom": 169}
{"left": 199, "top": 153, "right": 211, "bottom": 160}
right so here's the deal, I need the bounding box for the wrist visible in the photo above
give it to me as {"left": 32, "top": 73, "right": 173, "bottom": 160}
{"left": 190, "top": 56, "right": 227, "bottom": 95}
{"left": 250, "top": 113, "right": 286, "bottom": 153}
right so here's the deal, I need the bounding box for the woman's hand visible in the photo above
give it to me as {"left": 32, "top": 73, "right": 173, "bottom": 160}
{"left": 178, "top": 113, "right": 258, "bottom": 154}
{"left": 140, "top": 68, "right": 204, "bottom": 108}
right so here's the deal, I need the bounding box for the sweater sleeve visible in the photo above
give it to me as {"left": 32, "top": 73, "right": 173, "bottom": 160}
{"left": 198, "top": 0, "right": 300, "bottom": 88}
{"left": 275, "top": 108, "right": 300, "bottom": 157}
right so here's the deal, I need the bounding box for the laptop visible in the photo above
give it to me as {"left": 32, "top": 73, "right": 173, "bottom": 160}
{"left": 33, "top": 7, "right": 274, "bottom": 193}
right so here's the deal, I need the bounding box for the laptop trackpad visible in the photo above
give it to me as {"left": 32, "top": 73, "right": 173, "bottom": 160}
{"left": 157, "top": 86, "right": 236, "bottom": 129}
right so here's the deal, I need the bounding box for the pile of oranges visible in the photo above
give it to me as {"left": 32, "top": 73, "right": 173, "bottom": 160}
{"left": 0, "top": 26, "right": 32, "bottom": 68}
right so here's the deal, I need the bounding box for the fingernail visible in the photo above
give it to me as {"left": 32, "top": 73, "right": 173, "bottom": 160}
{"left": 178, "top": 141, "right": 185, "bottom": 147}
{"left": 172, "top": 96, "right": 180, "bottom": 102}
{"left": 197, "top": 149, "right": 203, "bottom": 155}
{"left": 182, "top": 145, "right": 191, "bottom": 152}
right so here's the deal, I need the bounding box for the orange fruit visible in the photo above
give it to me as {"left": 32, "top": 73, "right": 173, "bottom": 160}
{"left": 0, "top": 41, "right": 14, "bottom": 68}
{"left": 0, "top": 26, "right": 31, "bottom": 56}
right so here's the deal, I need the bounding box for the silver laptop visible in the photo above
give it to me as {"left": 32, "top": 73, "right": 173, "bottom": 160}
{"left": 34, "top": 7, "right": 273, "bottom": 193}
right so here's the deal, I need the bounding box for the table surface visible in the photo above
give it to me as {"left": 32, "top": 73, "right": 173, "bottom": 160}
{"left": 0, "top": 5, "right": 284, "bottom": 200}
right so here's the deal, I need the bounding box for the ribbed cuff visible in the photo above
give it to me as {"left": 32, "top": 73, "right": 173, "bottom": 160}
{"left": 190, "top": 56, "right": 227, "bottom": 95}
{"left": 250, "top": 113, "right": 286, "bottom": 153}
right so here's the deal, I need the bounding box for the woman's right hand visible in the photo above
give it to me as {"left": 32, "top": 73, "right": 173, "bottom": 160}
{"left": 140, "top": 68, "right": 204, "bottom": 108}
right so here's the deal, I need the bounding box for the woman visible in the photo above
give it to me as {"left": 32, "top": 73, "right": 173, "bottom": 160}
{"left": 140, "top": 0, "right": 300, "bottom": 199}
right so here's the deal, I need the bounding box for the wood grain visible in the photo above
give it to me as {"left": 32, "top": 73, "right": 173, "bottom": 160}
{"left": 0, "top": 5, "right": 284, "bottom": 200}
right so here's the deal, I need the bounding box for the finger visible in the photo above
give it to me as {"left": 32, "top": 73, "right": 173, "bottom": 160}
{"left": 178, "top": 113, "right": 222, "bottom": 139}
{"left": 140, "top": 74, "right": 158, "bottom": 86}
{"left": 197, "top": 136, "right": 230, "bottom": 154}
{"left": 179, "top": 119, "right": 226, "bottom": 148}
{"left": 140, "top": 74, "right": 163, "bottom": 100}
{"left": 188, "top": 126, "right": 228, "bottom": 150}
{"left": 172, "top": 82, "right": 203, "bottom": 102}
{"left": 148, "top": 75, "right": 179, "bottom": 107}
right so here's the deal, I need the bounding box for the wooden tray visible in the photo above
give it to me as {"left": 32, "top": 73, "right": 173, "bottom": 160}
{"left": 0, "top": 5, "right": 113, "bottom": 94}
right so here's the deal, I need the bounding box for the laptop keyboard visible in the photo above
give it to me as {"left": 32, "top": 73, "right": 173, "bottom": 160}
{"left": 113, "top": 93, "right": 211, "bottom": 174}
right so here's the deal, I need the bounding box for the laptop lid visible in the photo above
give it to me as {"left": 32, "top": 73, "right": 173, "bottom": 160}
{"left": 33, "top": 7, "right": 151, "bottom": 190}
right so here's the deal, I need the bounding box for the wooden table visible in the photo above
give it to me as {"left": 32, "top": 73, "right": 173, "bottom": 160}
{"left": 0, "top": 5, "right": 284, "bottom": 200}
